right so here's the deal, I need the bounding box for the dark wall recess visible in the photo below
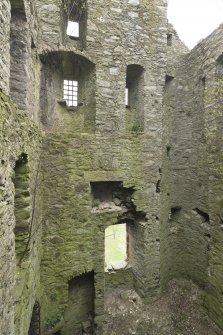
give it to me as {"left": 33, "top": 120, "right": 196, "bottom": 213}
{"left": 13, "top": 153, "right": 31, "bottom": 257}
{"left": 28, "top": 302, "right": 40, "bottom": 335}
{"left": 40, "top": 51, "right": 96, "bottom": 131}
{"left": 62, "top": 272, "right": 95, "bottom": 335}
{"left": 126, "top": 64, "right": 144, "bottom": 132}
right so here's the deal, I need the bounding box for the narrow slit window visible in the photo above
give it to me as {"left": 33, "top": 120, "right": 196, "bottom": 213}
{"left": 63, "top": 80, "right": 78, "bottom": 107}
{"left": 125, "top": 88, "right": 129, "bottom": 106}
{"left": 66, "top": 21, "right": 79, "bottom": 38}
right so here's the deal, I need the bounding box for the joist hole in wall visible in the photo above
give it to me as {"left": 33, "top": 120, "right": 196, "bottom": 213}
{"left": 165, "top": 75, "right": 174, "bottom": 85}
{"left": 167, "top": 33, "right": 172, "bottom": 46}
{"left": 216, "top": 53, "right": 223, "bottom": 76}
{"left": 166, "top": 145, "right": 171, "bottom": 157}
{"left": 169, "top": 206, "right": 182, "bottom": 220}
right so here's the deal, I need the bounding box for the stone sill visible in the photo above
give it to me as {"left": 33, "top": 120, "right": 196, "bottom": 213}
{"left": 57, "top": 100, "right": 80, "bottom": 111}
{"left": 91, "top": 203, "right": 122, "bottom": 214}
{"left": 105, "top": 260, "right": 130, "bottom": 272}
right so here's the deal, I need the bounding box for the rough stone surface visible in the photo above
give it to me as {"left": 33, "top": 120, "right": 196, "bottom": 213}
{"left": 0, "top": 0, "right": 223, "bottom": 334}
{"left": 0, "top": 92, "right": 41, "bottom": 335}
{"left": 104, "top": 279, "right": 222, "bottom": 335}
{"left": 162, "top": 23, "right": 223, "bottom": 329}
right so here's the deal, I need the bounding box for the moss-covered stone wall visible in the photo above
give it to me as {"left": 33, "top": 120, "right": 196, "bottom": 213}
{"left": 2, "top": 1, "right": 223, "bottom": 334}
{"left": 162, "top": 23, "right": 223, "bottom": 329}
{"left": 203, "top": 27, "right": 223, "bottom": 329}
{"left": 37, "top": 0, "right": 167, "bottom": 333}
{"left": 0, "top": 91, "right": 41, "bottom": 335}
{"left": 40, "top": 120, "right": 157, "bottom": 333}
{"left": 0, "top": 0, "right": 10, "bottom": 94}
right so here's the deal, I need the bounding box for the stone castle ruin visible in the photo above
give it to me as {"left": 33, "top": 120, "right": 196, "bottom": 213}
{"left": 0, "top": 0, "right": 223, "bottom": 334}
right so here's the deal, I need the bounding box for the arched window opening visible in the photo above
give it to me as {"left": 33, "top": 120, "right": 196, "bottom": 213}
{"left": 40, "top": 52, "right": 96, "bottom": 131}
{"left": 126, "top": 64, "right": 144, "bottom": 132}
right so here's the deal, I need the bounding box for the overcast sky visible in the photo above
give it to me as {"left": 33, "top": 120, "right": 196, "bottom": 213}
{"left": 167, "top": 0, "right": 223, "bottom": 49}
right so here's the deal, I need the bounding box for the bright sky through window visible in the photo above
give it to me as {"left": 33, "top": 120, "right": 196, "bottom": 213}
{"left": 63, "top": 80, "right": 78, "bottom": 107}
{"left": 66, "top": 21, "right": 79, "bottom": 38}
{"left": 105, "top": 224, "right": 127, "bottom": 268}
{"left": 167, "top": 0, "right": 223, "bottom": 49}
{"left": 125, "top": 88, "right": 129, "bottom": 106}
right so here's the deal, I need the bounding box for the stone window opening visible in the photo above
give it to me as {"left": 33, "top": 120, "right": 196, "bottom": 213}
{"left": 125, "top": 88, "right": 129, "bottom": 107}
{"left": 105, "top": 223, "right": 129, "bottom": 272}
{"left": 63, "top": 79, "right": 78, "bottom": 106}
{"left": 64, "top": 0, "right": 87, "bottom": 47}
{"left": 40, "top": 52, "right": 96, "bottom": 131}
{"left": 126, "top": 64, "right": 144, "bottom": 132}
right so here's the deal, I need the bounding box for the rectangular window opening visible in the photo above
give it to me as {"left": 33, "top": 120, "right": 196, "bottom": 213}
{"left": 105, "top": 223, "right": 128, "bottom": 271}
{"left": 66, "top": 20, "right": 79, "bottom": 38}
{"left": 63, "top": 79, "right": 78, "bottom": 107}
